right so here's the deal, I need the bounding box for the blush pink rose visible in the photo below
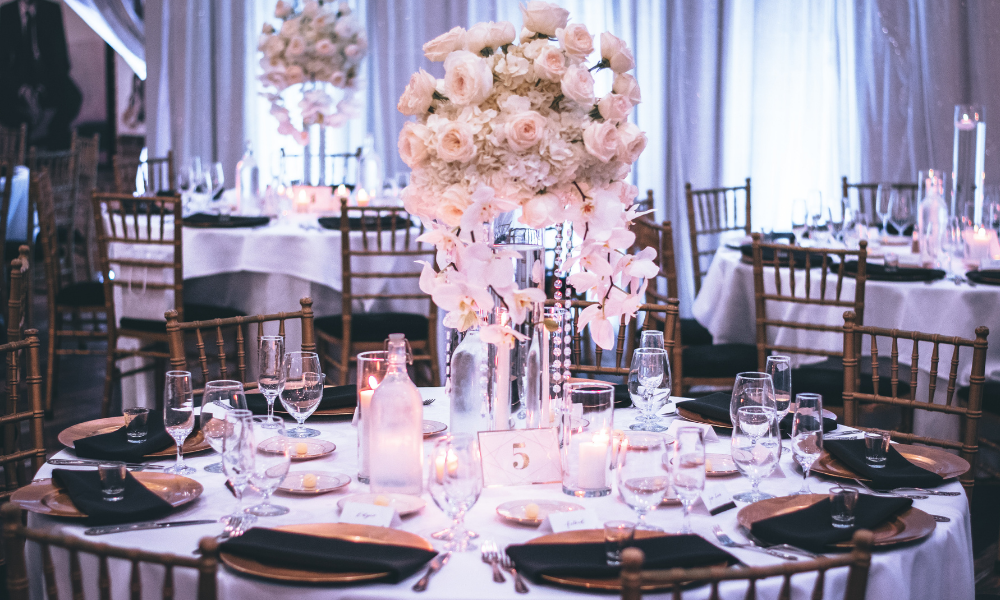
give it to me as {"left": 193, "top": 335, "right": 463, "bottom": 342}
{"left": 504, "top": 111, "right": 547, "bottom": 152}
{"left": 397, "top": 69, "right": 437, "bottom": 116}
{"left": 443, "top": 51, "right": 493, "bottom": 106}
{"left": 436, "top": 120, "right": 476, "bottom": 163}
{"left": 583, "top": 121, "right": 619, "bottom": 163}
{"left": 533, "top": 46, "right": 567, "bottom": 81}
{"left": 397, "top": 122, "right": 431, "bottom": 168}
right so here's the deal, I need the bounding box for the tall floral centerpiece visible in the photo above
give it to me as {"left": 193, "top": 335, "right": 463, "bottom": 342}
{"left": 258, "top": 0, "right": 368, "bottom": 145}
{"left": 400, "top": 1, "right": 657, "bottom": 352}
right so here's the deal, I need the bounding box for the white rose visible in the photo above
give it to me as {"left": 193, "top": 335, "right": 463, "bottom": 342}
{"left": 286, "top": 36, "right": 306, "bottom": 57}
{"left": 262, "top": 23, "right": 275, "bottom": 34}
{"left": 398, "top": 122, "right": 431, "bottom": 168}
{"left": 330, "top": 71, "right": 347, "bottom": 87}
{"left": 465, "top": 23, "right": 492, "bottom": 54}
{"left": 488, "top": 21, "right": 517, "bottom": 47}
{"left": 436, "top": 120, "right": 477, "bottom": 163}
{"left": 274, "top": 0, "right": 292, "bottom": 19}
{"left": 263, "top": 35, "right": 285, "bottom": 58}
{"left": 583, "top": 121, "right": 619, "bottom": 163}
{"left": 520, "top": 193, "right": 560, "bottom": 227}
{"left": 315, "top": 39, "right": 336, "bottom": 56}
{"left": 443, "top": 51, "right": 493, "bottom": 106}
{"left": 520, "top": 1, "right": 569, "bottom": 37}
{"left": 617, "top": 122, "right": 647, "bottom": 164}
{"left": 612, "top": 73, "right": 641, "bottom": 105}
{"left": 285, "top": 65, "right": 305, "bottom": 85}
{"left": 600, "top": 32, "right": 635, "bottom": 72}
{"left": 556, "top": 23, "right": 593, "bottom": 57}
{"left": 597, "top": 93, "right": 631, "bottom": 122}
{"left": 423, "top": 26, "right": 466, "bottom": 62}
{"left": 345, "top": 44, "right": 361, "bottom": 58}
{"left": 560, "top": 64, "right": 595, "bottom": 105}
{"left": 334, "top": 18, "right": 354, "bottom": 37}
{"left": 302, "top": 0, "right": 320, "bottom": 18}
{"left": 533, "top": 45, "right": 566, "bottom": 81}
{"left": 519, "top": 27, "right": 534, "bottom": 43}
{"left": 280, "top": 19, "right": 299, "bottom": 37}
{"left": 609, "top": 45, "right": 634, "bottom": 73}
{"left": 504, "top": 111, "right": 547, "bottom": 152}
{"left": 397, "top": 69, "right": 437, "bottom": 116}
{"left": 438, "top": 185, "right": 472, "bottom": 227}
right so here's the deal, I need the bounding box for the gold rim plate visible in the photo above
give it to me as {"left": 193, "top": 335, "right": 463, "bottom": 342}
{"left": 496, "top": 500, "right": 584, "bottom": 527}
{"left": 336, "top": 493, "right": 426, "bottom": 516}
{"left": 12, "top": 472, "right": 203, "bottom": 518}
{"left": 812, "top": 443, "right": 969, "bottom": 482}
{"left": 423, "top": 420, "right": 447, "bottom": 437}
{"left": 737, "top": 494, "right": 936, "bottom": 548}
{"left": 265, "top": 439, "right": 336, "bottom": 461}
{"left": 59, "top": 417, "right": 211, "bottom": 457}
{"left": 277, "top": 471, "right": 351, "bottom": 495}
{"left": 676, "top": 407, "right": 837, "bottom": 429}
{"left": 220, "top": 523, "right": 432, "bottom": 584}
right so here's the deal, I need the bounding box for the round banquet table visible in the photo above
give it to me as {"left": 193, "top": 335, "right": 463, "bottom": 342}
{"left": 25, "top": 390, "right": 974, "bottom": 600}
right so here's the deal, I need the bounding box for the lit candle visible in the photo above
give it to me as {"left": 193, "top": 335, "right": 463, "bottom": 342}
{"left": 433, "top": 451, "right": 459, "bottom": 483}
{"left": 494, "top": 344, "right": 511, "bottom": 430}
{"left": 358, "top": 375, "right": 379, "bottom": 479}
{"left": 965, "top": 227, "right": 996, "bottom": 265}
{"left": 577, "top": 432, "right": 609, "bottom": 489}
{"left": 336, "top": 184, "right": 349, "bottom": 199}
{"left": 296, "top": 189, "right": 310, "bottom": 213}
{"left": 356, "top": 188, "right": 370, "bottom": 207}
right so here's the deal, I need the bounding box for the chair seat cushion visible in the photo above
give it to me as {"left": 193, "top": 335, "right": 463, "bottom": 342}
{"left": 793, "top": 356, "right": 911, "bottom": 408}
{"left": 55, "top": 281, "right": 105, "bottom": 307}
{"left": 119, "top": 304, "right": 245, "bottom": 333}
{"left": 681, "top": 343, "right": 757, "bottom": 378}
{"left": 680, "top": 318, "right": 713, "bottom": 346}
{"left": 315, "top": 312, "right": 429, "bottom": 343}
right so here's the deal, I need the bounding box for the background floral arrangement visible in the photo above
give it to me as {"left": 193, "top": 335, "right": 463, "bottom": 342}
{"left": 258, "top": 0, "right": 368, "bottom": 145}
{"left": 401, "top": 1, "right": 657, "bottom": 348}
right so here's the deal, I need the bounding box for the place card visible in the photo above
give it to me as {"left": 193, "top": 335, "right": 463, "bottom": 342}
{"left": 547, "top": 508, "right": 601, "bottom": 533}
{"left": 699, "top": 482, "right": 736, "bottom": 516}
{"left": 478, "top": 428, "right": 561, "bottom": 487}
{"left": 338, "top": 501, "right": 401, "bottom": 528}
{"left": 666, "top": 419, "right": 719, "bottom": 442}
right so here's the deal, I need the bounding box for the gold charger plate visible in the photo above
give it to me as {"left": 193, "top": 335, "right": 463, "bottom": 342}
{"left": 676, "top": 406, "right": 837, "bottom": 429}
{"left": 58, "top": 417, "right": 210, "bottom": 458}
{"left": 219, "top": 523, "right": 433, "bottom": 584}
{"left": 262, "top": 438, "right": 336, "bottom": 461}
{"left": 737, "top": 494, "right": 936, "bottom": 549}
{"left": 337, "top": 493, "right": 426, "bottom": 516}
{"left": 278, "top": 471, "right": 351, "bottom": 495}
{"left": 423, "top": 420, "right": 447, "bottom": 437}
{"left": 812, "top": 443, "right": 969, "bottom": 482}
{"left": 11, "top": 472, "right": 203, "bottom": 518}
{"left": 496, "top": 500, "right": 584, "bottom": 527}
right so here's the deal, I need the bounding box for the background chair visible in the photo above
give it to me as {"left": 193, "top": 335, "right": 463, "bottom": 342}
{"left": 2, "top": 503, "right": 219, "bottom": 600}
{"left": 316, "top": 199, "right": 438, "bottom": 385}
{"left": 842, "top": 311, "right": 988, "bottom": 499}
{"left": 114, "top": 150, "right": 174, "bottom": 195}
{"left": 0, "top": 124, "right": 26, "bottom": 166}
{"left": 685, "top": 178, "right": 751, "bottom": 295}
{"left": 0, "top": 330, "right": 45, "bottom": 504}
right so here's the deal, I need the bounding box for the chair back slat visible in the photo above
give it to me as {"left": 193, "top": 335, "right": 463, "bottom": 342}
{"left": 98, "top": 555, "right": 111, "bottom": 600}
{"left": 0, "top": 332, "right": 45, "bottom": 499}
{"left": 69, "top": 549, "right": 84, "bottom": 599}
{"left": 685, "top": 179, "right": 751, "bottom": 294}
{"left": 163, "top": 564, "right": 175, "bottom": 600}
{"left": 0, "top": 124, "right": 27, "bottom": 165}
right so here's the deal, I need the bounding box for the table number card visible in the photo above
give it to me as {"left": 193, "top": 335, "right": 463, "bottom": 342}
{"left": 547, "top": 509, "right": 601, "bottom": 533}
{"left": 478, "top": 428, "right": 561, "bottom": 487}
{"left": 338, "top": 502, "right": 401, "bottom": 528}
{"left": 666, "top": 419, "right": 719, "bottom": 442}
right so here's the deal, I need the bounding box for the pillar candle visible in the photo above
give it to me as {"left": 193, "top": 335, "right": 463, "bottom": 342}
{"left": 577, "top": 433, "right": 609, "bottom": 489}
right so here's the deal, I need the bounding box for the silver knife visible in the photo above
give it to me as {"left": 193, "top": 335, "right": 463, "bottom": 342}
{"left": 412, "top": 551, "right": 451, "bottom": 592}
{"left": 85, "top": 520, "right": 217, "bottom": 536}
{"left": 49, "top": 459, "right": 165, "bottom": 470}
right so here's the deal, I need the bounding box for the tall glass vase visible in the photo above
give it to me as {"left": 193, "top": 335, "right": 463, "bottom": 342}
{"left": 952, "top": 105, "right": 986, "bottom": 224}
{"left": 524, "top": 306, "right": 569, "bottom": 429}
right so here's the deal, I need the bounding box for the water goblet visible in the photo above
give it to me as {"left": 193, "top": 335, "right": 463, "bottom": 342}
{"left": 257, "top": 336, "right": 285, "bottom": 424}
{"left": 248, "top": 416, "right": 291, "bottom": 516}
{"left": 427, "top": 434, "right": 483, "bottom": 551}
{"left": 199, "top": 380, "right": 247, "bottom": 473}
{"left": 163, "top": 371, "right": 196, "bottom": 475}
{"left": 790, "top": 393, "right": 823, "bottom": 495}
{"left": 616, "top": 432, "right": 670, "bottom": 531}
{"left": 627, "top": 348, "right": 670, "bottom": 432}
{"left": 731, "top": 405, "right": 780, "bottom": 502}
{"left": 672, "top": 427, "right": 706, "bottom": 534}
{"left": 764, "top": 356, "right": 792, "bottom": 422}
{"left": 221, "top": 408, "right": 257, "bottom": 532}
{"left": 729, "top": 372, "right": 776, "bottom": 427}
{"left": 639, "top": 330, "right": 664, "bottom": 350}
{"left": 280, "top": 351, "right": 323, "bottom": 438}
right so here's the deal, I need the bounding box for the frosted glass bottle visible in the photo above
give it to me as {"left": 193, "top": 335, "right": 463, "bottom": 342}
{"left": 918, "top": 175, "right": 948, "bottom": 267}
{"left": 369, "top": 334, "right": 424, "bottom": 494}
{"left": 449, "top": 327, "right": 490, "bottom": 435}
{"left": 236, "top": 141, "right": 260, "bottom": 212}
{"left": 357, "top": 134, "right": 383, "bottom": 198}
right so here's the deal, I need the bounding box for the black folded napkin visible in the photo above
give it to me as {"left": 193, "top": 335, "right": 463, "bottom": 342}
{"left": 967, "top": 270, "right": 1000, "bottom": 286}
{"left": 74, "top": 411, "right": 175, "bottom": 461}
{"left": 183, "top": 213, "right": 270, "bottom": 228}
{"left": 505, "top": 535, "right": 735, "bottom": 582}
{"left": 843, "top": 260, "right": 945, "bottom": 282}
{"left": 317, "top": 215, "right": 412, "bottom": 231}
{"left": 51, "top": 469, "right": 174, "bottom": 524}
{"left": 244, "top": 384, "right": 357, "bottom": 415}
{"left": 613, "top": 383, "right": 632, "bottom": 408}
{"left": 824, "top": 439, "right": 945, "bottom": 488}
{"left": 678, "top": 393, "right": 836, "bottom": 435}
{"left": 750, "top": 494, "right": 912, "bottom": 552}
{"left": 726, "top": 232, "right": 797, "bottom": 250}
{"left": 739, "top": 244, "right": 829, "bottom": 268}
{"left": 219, "top": 527, "right": 437, "bottom": 582}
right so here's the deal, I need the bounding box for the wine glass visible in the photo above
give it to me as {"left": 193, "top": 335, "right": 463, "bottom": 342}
{"left": 888, "top": 188, "right": 916, "bottom": 236}
{"left": 199, "top": 380, "right": 247, "bottom": 473}
{"left": 729, "top": 372, "right": 776, "bottom": 427}
{"left": 791, "top": 199, "right": 808, "bottom": 241}
{"left": 221, "top": 408, "right": 257, "bottom": 532}
{"left": 248, "top": 416, "right": 291, "bottom": 516}
{"left": 672, "top": 427, "right": 706, "bottom": 534}
{"left": 163, "top": 371, "right": 196, "bottom": 475}
{"left": 876, "top": 183, "right": 893, "bottom": 233}
{"left": 616, "top": 432, "right": 670, "bottom": 531}
{"left": 790, "top": 393, "right": 824, "bottom": 495}
{"left": 807, "top": 190, "right": 824, "bottom": 237}
{"left": 257, "top": 336, "right": 285, "bottom": 424}
{"left": 639, "top": 330, "right": 664, "bottom": 350}
{"left": 940, "top": 216, "right": 964, "bottom": 280}
{"left": 627, "top": 348, "right": 670, "bottom": 432}
{"left": 207, "top": 161, "right": 225, "bottom": 200}
{"left": 764, "top": 356, "right": 792, "bottom": 423}
{"left": 427, "top": 434, "right": 483, "bottom": 551}
{"left": 279, "top": 351, "right": 324, "bottom": 438}
{"left": 731, "top": 405, "right": 780, "bottom": 502}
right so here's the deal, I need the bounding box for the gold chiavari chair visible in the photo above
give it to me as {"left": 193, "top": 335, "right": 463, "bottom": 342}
{"left": 35, "top": 173, "right": 108, "bottom": 414}
{"left": 620, "top": 530, "right": 874, "bottom": 600}
{"left": 114, "top": 150, "right": 175, "bottom": 195}
{"left": 841, "top": 177, "right": 918, "bottom": 228}
{"left": 842, "top": 311, "right": 988, "bottom": 500}
{"left": 0, "top": 124, "right": 27, "bottom": 166}
{"left": 165, "top": 299, "right": 316, "bottom": 393}
{"left": 685, "top": 178, "right": 751, "bottom": 295}
{"left": 2, "top": 503, "right": 219, "bottom": 600}
{"left": 316, "top": 199, "right": 439, "bottom": 385}
{"left": 0, "top": 159, "right": 19, "bottom": 318}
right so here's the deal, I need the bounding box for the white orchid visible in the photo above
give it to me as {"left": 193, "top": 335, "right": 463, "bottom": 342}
{"left": 480, "top": 324, "right": 529, "bottom": 347}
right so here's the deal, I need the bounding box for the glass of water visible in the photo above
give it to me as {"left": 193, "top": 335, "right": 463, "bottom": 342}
{"left": 99, "top": 462, "right": 127, "bottom": 501}
{"left": 627, "top": 348, "right": 671, "bottom": 432}
{"left": 247, "top": 416, "right": 291, "bottom": 516}
{"left": 764, "top": 356, "right": 792, "bottom": 422}
{"left": 729, "top": 372, "right": 776, "bottom": 428}
{"left": 790, "top": 393, "right": 823, "bottom": 495}
{"left": 865, "top": 430, "right": 891, "bottom": 467}
{"left": 163, "top": 371, "right": 196, "bottom": 475}
{"left": 616, "top": 432, "right": 670, "bottom": 530}
{"left": 280, "top": 352, "right": 324, "bottom": 438}
{"left": 731, "top": 405, "right": 780, "bottom": 502}
{"left": 199, "top": 380, "right": 247, "bottom": 473}
{"left": 257, "top": 336, "right": 285, "bottom": 424}
{"left": 830, "top": 485, "right": 859, "bottom": 528}
{"left": 672, "top": 427, "right": 706, "bottom": 534}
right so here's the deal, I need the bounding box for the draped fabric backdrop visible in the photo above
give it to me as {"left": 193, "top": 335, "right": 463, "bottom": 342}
{"left": 64, "top": 0, "right": 146, "bottom": 79}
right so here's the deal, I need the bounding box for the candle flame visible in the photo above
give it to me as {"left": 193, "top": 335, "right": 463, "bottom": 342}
{"left": 368, "top": 375, "right": 379, "bottom": 389}
{"left": 357, "top": 188, "right": 370, "bottom": 206}
{"left": 337, "top": 184, "right": 348, "bottom": 198}
{"left": 976, "top": 227, "right": 988, "bottom": 239}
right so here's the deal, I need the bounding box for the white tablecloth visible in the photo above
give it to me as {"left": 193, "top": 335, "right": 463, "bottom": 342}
{"left": 26, "top": 390, "right": 974, "bottom": 600}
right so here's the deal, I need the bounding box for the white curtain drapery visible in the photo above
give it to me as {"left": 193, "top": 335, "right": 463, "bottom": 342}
{"left": 64, "top": 0, "right": 146, "bottom": 79}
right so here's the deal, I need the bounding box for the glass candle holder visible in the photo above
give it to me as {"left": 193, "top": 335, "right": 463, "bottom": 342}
{"left": 357, "top": 350, "right": 388, "bottom": 484}
{"left": 561, "top": 382, "right": 615, "bottom": 497}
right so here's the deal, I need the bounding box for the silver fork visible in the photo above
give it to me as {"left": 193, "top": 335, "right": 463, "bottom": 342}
{"left": 852, "top": 478, "right": 927, "bottom": 500}
{"left": 480, "top": 540, "right": 505, "bottom": 583}
{"left": 876, "top": 486, "right": 961, "bottom": 497}
{"left": 712, "top": 526, "right": 798, "bottom": 560}
{"left": 741, "top": 527, "right": 821, "bottom": 558}
{"left": 499, "top": 551, "right": 529, "bottom": 593}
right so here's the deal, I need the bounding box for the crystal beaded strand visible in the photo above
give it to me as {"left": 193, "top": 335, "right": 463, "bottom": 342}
{"left": 562, "top": 222, "right": 573, "bottom": 403}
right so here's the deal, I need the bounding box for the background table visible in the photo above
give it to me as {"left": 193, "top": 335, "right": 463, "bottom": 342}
{"left": 25, "top": 390, "right": 975, "bottom": 600}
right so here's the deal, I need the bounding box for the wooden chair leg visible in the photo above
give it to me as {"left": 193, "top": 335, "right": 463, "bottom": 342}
{"left": 101, "top": 339, "right": 117, "bottom": 418}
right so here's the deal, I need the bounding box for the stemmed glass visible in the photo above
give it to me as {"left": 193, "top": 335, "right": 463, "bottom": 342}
{"left": 163, "top": 371, "right": 196, "bottom": 475}
{"left": 940, "top": 216, "right": 964, "bottom": 280}
{"left": 221, "top": 408, "right": 257, "bottom": 532}
{"left": 888, "top": 188, "right": 916, "bottom": 236}
{"left": 627, "top": 348, "right": 670, "bottom": 432}
{"left": 672, "top": 427, "right": 706, "bottom": 534}
{"left": 427, "top": 434, "right": 483, "bottom": 551}
{"left": 791, "top": 199, "right": 808, "bottom": 241}
{"left": 199, "top": 380, "right": 247, "bottom": 473}
{"left": 729, "top": 372, "right": 776, "bottom": 427}
{"left": 790, "top": 393, "right": 824, "bottom": 495}
{"left": 731, "top": 405, "right": 780, "bottom": 502}
{"left": 248, "top": 416, "right": 291, "bottom": 516}
{"left": 279, "top": 351, "right": 324, "bottom": 438}
{"left": 640, "top": 330, "right": 664, "bottom": 350}
{"left": 257, "top": 336, "right": 285, "bottom": 424}
{"left": 207, "top": 162, "right": 225, "bottom": 200}
{"left": 807, "top": 190, "right": 824, "bottom": 238}
{"left": 764, "top": 356, "right": 792, "bottom": 423}
{"left": 876, "top": 183, "right": 893, "bottom": 233}
{"left": 616, "top": 432, "right": 670, "bottom": 531}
